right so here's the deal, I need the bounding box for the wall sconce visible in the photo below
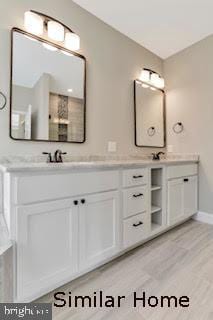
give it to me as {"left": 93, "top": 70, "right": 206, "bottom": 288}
{"left": 24, "top": 10, "right": 80, "bottom": 51}
{"left": 140, "top": 68, "right": 165, "bottom": 90}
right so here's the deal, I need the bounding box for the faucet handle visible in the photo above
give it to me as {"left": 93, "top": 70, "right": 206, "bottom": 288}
{"left": 152, "top": 151, "right": 165, "bottom": 161}
{"left": 42, "top": 152, "right": 53, "bottom": 163}
{"left": 54, "top": 150, "right": 67, "bottom": 163}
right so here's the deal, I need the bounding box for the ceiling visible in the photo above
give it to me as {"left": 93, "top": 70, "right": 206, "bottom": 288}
{"left": 13, "top": 31, "right": 84, "bottom": 99}
{"left": 73, "top": 0, "right": 213, "bottom": 59}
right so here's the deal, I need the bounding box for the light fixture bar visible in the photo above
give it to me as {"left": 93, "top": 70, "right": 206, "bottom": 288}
{"left": 24, "top": 10, "right": 81, "bottom": 51}
{"left": 140, "top": 68, "right": 165, "bottom": 90}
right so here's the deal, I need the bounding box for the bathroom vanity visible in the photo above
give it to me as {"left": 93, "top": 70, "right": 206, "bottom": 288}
{"left": 0, "top": 158, "right": 198, "bottom": 302}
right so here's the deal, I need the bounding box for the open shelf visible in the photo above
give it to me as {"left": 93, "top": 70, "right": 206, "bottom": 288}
{"left": 151, "top": 168, "right": 163, "bottom": 188}
{"left": 151, "top": 205, "right": 161, "bottom": 214}
{"left": 150, "top": 168, "right": 163, "bottom": 232}
{"left": 151, "top": 222, "right": 162, "bottom": 232}
{"left": 151, "top": 210, "right": 163, "bottom": 232}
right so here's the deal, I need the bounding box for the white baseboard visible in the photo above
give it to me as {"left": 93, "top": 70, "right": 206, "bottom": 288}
{"left": 193, "top": 211, "right": 213, "bottom": 225}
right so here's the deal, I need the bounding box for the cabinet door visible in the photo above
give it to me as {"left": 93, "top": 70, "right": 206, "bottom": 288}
{"left": 79, "top": 191, "right": 120, "bottom": 271}
{"left": 168, "top": 178, "right": 184, "bottom": 225}
{"left": 16, "top": 199, "right": 78, "bottom": 301}
{"left": 183, "top": 176, "right": 198, "bottom": 217}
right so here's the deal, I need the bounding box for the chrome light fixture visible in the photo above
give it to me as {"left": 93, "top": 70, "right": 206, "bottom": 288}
{"left": 24, "top": 10, "right": 81, "bottom": 51}
{"left": 140, "top": 68, "right": 165, "bottom": 90}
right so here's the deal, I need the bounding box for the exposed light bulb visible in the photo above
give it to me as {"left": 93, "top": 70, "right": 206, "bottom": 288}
{"left": 65, "top": 33, "right": 80, "bottom": 51}
{"left": 24, "top": 11, "right": 43, "bottom": 35}
{"left": 67, "top": 88, "right": 73, "bottom": 92}
{"left": 42, "top": 43, "right": 58, "bottom": 51}
{"left": 47, "top": 21, "right": 64, "bottom": 42}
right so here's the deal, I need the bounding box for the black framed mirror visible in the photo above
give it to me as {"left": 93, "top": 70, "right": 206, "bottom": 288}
{"left": 134, "top": 79, "right": 166, "bottom": 148}
{"left": 10, "top": 28, "right": 86, "bottom": 143}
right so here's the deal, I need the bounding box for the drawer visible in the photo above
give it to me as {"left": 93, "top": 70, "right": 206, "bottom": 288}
{"left": 122, "top": 168, "right": 148, "bottom": 188}
{"left": 167, "top": 164, "right": 198, "bottom": 180}
{"left": 123, "top": 186, "right": 148, "bottom": 218}
{"left": 123, "top": 213, "right": 148, "bottom": 249}
{"left": 13, "top": 170, "right": 119, "bottom": 205}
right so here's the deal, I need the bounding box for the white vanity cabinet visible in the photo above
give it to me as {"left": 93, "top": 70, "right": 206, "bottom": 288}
{"left": 8, "top": 170, "right": 120, "bottom": 302}
{"left": 79, "top": 191, "right": 120, "bottom": 271}
{"left": 1, "top": 160, "right": 198, "bottom": 302}
{"left": 167, "top": 164, "right": 198, "bottom": 225}
{"left": 16, "top": 199, "right": 79, "bottom": 301}
{"left": 16, "top": 190, "right": 120, "bottom": 301}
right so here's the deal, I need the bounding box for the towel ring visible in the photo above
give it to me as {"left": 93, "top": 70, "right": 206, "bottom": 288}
{"left": 173, "top": 122, "right": 184, "bottom": 134}
{"left": 147, "top": 126, "right": 156, "bottom": 136}
{"left": 0, "top": 92, "right": 7, "bottom": 110}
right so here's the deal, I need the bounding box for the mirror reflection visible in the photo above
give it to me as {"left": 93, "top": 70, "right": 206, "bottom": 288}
{"left": 11, "top": 30, "right": 86, "bottom": 142}
{"left": 134, "top": 80, "right": 165, "bottom": 147}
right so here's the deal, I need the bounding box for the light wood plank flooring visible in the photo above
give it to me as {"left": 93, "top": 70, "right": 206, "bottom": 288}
{"left": 37, "top": 220, "right": 213, "bottom": 320}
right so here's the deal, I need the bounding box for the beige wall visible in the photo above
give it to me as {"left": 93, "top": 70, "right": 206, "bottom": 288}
{"left": 32, "top": 74, "right": 50, "bottom": 140}
{"left": 164, "top": 35, "right": 213, "bottom": 214}
{"left": 0, "top": 0, "right": 163, "bottom": 157}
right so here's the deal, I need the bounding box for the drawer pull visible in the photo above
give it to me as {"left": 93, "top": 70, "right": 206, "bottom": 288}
{"left": 183, "top": 178, "right": 189, "bottom": 182}
{"left": 133, "top": 193, "right": 143, "bottom": 198}
{"left": 133, "top": 175, "right": 143, "bottom": 179}
{"left": 73, "top": 200, "right": 79, "bottom": 206}
{"left": 133, "top": 221, "right": 143, "bottom": 227}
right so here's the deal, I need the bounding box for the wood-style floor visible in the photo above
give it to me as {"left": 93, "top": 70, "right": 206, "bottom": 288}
{"left": 37, "top": 220, "right": 213, "bottom": 320}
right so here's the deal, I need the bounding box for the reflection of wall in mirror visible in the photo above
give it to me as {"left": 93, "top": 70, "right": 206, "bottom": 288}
{"left": 12, "top": 85, "right": 33, "bottom": 139}
{"left": 12, "top": 73, "right": 50, "bottom": 140}
{"left": 31, "top": 73, "right": 50, "bottom": 140}
{"left": 49, "top": 93, "right": 84, "bottom": 142}
{"left": 136, "top": 84, "right": 164, "bottom": 147}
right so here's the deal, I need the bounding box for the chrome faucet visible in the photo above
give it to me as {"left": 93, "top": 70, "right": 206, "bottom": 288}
{"left": 54, "top": 150, "right": 67, "bottom": 163}
{"left": 42, "top": 150, "right": 67, "bottom": 163}
{"left": 151, "top": 152, "right": 165, "bottom": 161}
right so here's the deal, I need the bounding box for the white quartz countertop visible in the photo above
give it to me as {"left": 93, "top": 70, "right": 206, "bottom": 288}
{"left": 0, "top": 155, "right": 199, "bottom": 173}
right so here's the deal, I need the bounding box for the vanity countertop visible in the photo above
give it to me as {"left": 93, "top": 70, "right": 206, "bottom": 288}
{"left": 0, "top": 155, "right": 199, "bottom": 173}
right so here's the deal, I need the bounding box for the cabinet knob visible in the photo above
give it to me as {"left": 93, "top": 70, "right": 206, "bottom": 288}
{"left": 81, "top": 199, "right": 86, "bottom": 204}
{"left": 73, "top": 200, "right": 78, "bottom": 206}
{"left": 183, "top": 178, "right": 189, "bottom": 182}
